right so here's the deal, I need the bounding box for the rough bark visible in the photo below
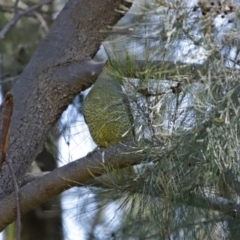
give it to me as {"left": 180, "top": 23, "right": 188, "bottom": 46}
{"left": 0, "top": 0, "right": 132, "bottom": 198}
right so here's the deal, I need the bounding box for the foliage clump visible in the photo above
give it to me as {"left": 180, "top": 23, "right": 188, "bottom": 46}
{"left": 84, "top": 0, "right": 240, "bottom": 239}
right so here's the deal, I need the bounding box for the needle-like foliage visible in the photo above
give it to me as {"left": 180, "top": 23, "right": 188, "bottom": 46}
{"left": 79, "top": 1, "right": 240, "bottom": 239}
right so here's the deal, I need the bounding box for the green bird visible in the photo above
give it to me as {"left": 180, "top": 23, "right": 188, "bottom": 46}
{"left": 83, "top": 72, "right": 134, "bottom": 148}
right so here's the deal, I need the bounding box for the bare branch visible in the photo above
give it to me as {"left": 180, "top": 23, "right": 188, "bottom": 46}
{"left": 0, "top": 0, "right": 54, "bottom": 40}
{"left": 0, "top": 4, "right": 51, "bottom": 18}
{"left": 14, "top": 0, "right": 20, "bottom": 15}
{"left": 32, "top": 11, "right": 49, "bottom": 33}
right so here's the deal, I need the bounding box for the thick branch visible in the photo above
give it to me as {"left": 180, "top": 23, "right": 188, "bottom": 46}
{"left": 20, "top": 165, "right": 240, "bottom": 222}
{"left": 0, "top": 142, "right": 144, "bottom": 231}
{"left": 0, "top": 0, "right": 132, "bottom": 199}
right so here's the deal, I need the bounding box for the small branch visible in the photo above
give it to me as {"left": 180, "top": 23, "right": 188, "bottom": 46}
{"left": 183, "top": 193, "right": 240, "bottom": 219}
{"left": 0, "top": 3, "right": 49, "bottom": 33}
{"left": 14, "top": 0, "right": 20, "bottom": 15}
{"left": 0, "top": 5, "right": 19, "bottom": 13}
{"left": 0, "top": 4, "right": 51, "bottom": 18}
{"left": 0, "top": 0, "right": 54, "bottom": 40}
{"left": 32, "top": 11, "right": 49, "bottom": 33}
{"left": 136, "top": 87, "right": 167, "bottom": 97}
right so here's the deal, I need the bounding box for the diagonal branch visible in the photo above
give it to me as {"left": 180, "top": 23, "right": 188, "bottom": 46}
{"left": 0, "top": 142, "right": 144, "bottom": 231}
{"left": 20, "top": 162, "right": 240, "bottom": 222}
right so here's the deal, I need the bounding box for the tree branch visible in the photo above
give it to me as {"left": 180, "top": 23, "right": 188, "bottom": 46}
{"left": 182, "top": 193, "right": 240, "bottom": 219}
{"left": 0, "top": 0, "right": 54, "bottom": 40}
{"left": 0, "top": 0, "right": 132, "bottom": 199}
{"left": 0, "top": 142, "right": 144, "bottom": 231}
{"left": 20, "top": 160, "right": 240, "bottom": 222}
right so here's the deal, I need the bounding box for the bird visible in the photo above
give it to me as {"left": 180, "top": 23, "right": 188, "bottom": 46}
{"left": 83, "top": 72, "right": 134, "bottom": 148}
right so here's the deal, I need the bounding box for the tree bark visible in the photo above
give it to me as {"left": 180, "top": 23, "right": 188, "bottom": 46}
{"left": 0, "top": 0, "right": 132, "bottom": 199}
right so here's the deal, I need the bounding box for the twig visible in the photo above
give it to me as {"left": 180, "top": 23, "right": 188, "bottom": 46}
{"left": 0, "top": 0, "right": 54, "bottom": 40}
{"left": 0, "top": 3, "right": 49, "bottom": 33}
{"left": 14, "top": 0, "right": 20, "bottom": 15}
{"left": 33, "top": 11, "right": 49, "bottom": 33}
{"left": 0, "top": 4, "right": 50, "bottom": 17}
